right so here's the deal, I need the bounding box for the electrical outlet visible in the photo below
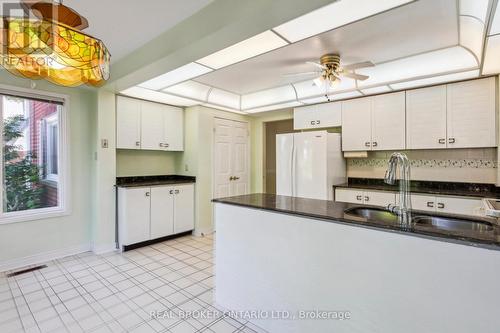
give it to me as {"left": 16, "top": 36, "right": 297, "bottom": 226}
{"left": 101, "top": 139, "right": 109, "bottom": 148}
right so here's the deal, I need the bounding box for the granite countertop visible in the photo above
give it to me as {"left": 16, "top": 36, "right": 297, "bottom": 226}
{"left": 334, "top": 178, "right": 500, "bottom": 198}
{"left": 213, "top": 193, "right": 500, "bottom": 251}
{"left": 116, "top": 175, "right": 195, "bottom": 188}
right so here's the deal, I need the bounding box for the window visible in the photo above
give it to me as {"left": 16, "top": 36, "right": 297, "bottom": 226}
{"left": 0, "top": 88, "right": 69, "bottom": 223}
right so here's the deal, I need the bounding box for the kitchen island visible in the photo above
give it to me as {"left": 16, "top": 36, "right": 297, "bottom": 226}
{"left": 213, "top": 194, "right": 500, "bottom": 333}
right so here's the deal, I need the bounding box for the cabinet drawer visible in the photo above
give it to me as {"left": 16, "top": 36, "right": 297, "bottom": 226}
{"left": 407, "top": 194, "right": 436, "bottom": 212}
{"left": 364, "top": 190, "right": 395, "bottom": 207}
{"left": 335, "top": 188, "right": 363, "bottom": 204}
{"left": 434, "top": 196, "right": 481, "bottom": 216}
{"left": 294, "top": 102, "right": 341, "bottom": 130}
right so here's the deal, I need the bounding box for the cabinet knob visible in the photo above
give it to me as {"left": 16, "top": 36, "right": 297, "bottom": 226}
{"left": 438, "top": 138, "right": 446, "bottom": 144}
{"left": 437, "top": 203, "right": 445, "bottom": 209}
{"left": 427, "top": 202, "right": 434, "bottom": 208}
{"left": 448, "top": 138, "right": 456, "bottom": 144}
{"left": 365, "top": 142, "right": 371, "bottom": 147}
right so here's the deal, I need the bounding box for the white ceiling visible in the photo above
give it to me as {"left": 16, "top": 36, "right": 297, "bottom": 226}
{"left": 195, "top": 0, "right": 458, "bottom": 94}
{"left": 0, "top": 0, "right": 213, "bottom": 62}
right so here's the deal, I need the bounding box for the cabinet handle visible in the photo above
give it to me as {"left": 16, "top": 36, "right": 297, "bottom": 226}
{"left": 135, "top": 141, "right": 140, "bottom": 147}
{"left": 316, "top": 120, "right": 321, "bottom": 125}
{"left": 175, "top": 190, "right": 180, "bottom": 194}
{"left": 437, "top": 203, "right": 445, "bottom": 209}
{"left": 427, "top": 202, "right": 434, "bottom": 208}
{"left": 356, "top": 195, "right": 362, "bottom": 201}
{"left": 169, "top": 190, "right": 174, "bottom": 194}
{"left": 165, "top": 143, "right": 169, "bottom": 148}
{"left": 145, "top": 192, "right": 150, "bottom": 197}
{"left": 448, "top": 138, "right": 456, "bottom": 144}
{"left": 438, "top": 138, "right": 446, "bottom": 144}
{"left": 364, "top": 196, "right": 369, "bottom": 202}
{"left": 365, "top": 142, "right": 371, "bottom": 147}
{"left": 310, "top": 120, "right": 315, "bottom": 125}
{"left": 372, "top": 142, "right": 378, "bottom": 147}
{"left": 159, "top": 143, "right": 164, "bottom": 147}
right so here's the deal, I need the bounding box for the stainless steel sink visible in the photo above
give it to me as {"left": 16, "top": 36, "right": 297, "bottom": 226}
{"left": 412, "top": 215, "right": 494, "bottom": 232}
{"left": 344, "top": 206, "right": 495, "bottom": 232}
{"left": 344, "top": 207, "right": 399, "bottom": 223}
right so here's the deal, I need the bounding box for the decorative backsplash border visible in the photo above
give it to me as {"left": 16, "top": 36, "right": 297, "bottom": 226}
{"left": 348, "top": 158, "right": 498, "bottom": 169}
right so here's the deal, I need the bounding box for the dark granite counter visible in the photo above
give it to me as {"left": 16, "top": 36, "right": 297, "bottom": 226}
{"left": 334, "top": 178, "right": 499, "bottom": 198}
{"left": 213, "top": 193, "right": 500, "bottom": 251}
{"left": 116, "top": 175, "right": 195, "bottom": 188}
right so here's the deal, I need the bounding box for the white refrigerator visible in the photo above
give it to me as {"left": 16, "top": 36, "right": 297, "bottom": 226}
{"left": 276, "top": 131, "right": 346, "bottom": 200}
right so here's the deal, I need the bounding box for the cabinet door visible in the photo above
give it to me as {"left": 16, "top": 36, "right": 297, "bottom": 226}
{"left": 409, "top": 194, "right": 436, "bottom": 212}
{"left": 406, "top": 86, "right": 447, "bottom": 149}
{"left": 435, "top": 196, "right": 481, "bottom": 216}
{"left": 364, "top": 190, "right": 396, "bottom": 207}
{"left": 118, "top": 187, "right": 151, "bottom": 245}
{"left": 141, "top": 101, "right": 164, "bottom": 150}
{"left": 314, "top": 102, "right": 342, "bottom": 128}
{"left": 341, "top": 97, "right": 372, "bottom": 151}
{"left": 163, "top": 105, "right": 184, "bottom": 151}
{"left": 116, "top": 96, "right": 141, "bottom": 149}
{"left": 371, "top": 92, "right": 406, "bottom": 150}
{"left": 447, "top": 77, "right": 497, "bottom": 148}
{"left": 293, "top": 105, "right": 316, "bottom": 130}
{"left": 335, "top": 188, "right": 363, "bottom": 204}
{"left": 150, "top": 186, "right": 175, "bottom": 239}
{"left": 174, "top": 184, "right": 195, "bottom": 234}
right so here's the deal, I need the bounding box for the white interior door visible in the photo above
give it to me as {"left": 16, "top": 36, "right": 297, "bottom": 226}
{"left": 174, "top": 184, "right": 195, "bottom": 233}
{"left": 150, "top": 186, "right": 174, "bottom": 239}
{"left": 116, "top": 96, "right": 141, "bottom": 149}
{"left": 141, "top": 101, "right": 164, "bottom": 150}
{"left": 294, "top": 131, "right": 327, "bottom": 200}
{"left": 276, "top": 133, "right": 294, "bottom": 196}
{"left": 214, "top": 118, "right": 250, "bottom": 198}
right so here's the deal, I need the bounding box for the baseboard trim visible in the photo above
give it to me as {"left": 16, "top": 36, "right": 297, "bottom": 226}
{"left": 0, "top": 243, "right": 91, "bottom": 273}
{"left": 193, "top": 227, "right": 214, "bottom": 237}
{"left": 122, "top": 231, "right": 193, "bottom": 252}
{"left": 92, "top": 243, "right": 118, "bottom": 255}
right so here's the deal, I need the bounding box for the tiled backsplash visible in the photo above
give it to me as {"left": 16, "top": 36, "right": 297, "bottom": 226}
{"left": 347, "top": 148, "right": 498, "bottom": 184}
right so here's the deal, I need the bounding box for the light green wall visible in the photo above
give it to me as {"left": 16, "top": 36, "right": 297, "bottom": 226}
{"left": 0, "top": 73, "right": 97, "bottom": 263}
{"left": 250, "top": 109, "right": 294, "bottom": 193}
{"left": 116, "top": 150, "right": 180, "bottom": 177}
{"left": 178, "top": 106, "right": 250, "bottom": 235}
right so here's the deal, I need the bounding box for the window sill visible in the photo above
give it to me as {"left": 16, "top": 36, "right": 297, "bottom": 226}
{"left": 0, "top": 207, "right": 70, "bottom": 225}
{"left": 41, "top": 179, "right": 58, "bottom": 188}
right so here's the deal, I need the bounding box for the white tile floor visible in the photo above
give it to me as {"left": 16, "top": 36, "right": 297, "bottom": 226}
{"left": 0, "top": 235, "right": 267, "bottom": 333}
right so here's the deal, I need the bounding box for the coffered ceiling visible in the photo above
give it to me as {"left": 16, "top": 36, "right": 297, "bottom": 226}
{"left": 121, "top": 0, "right": 499, "bottom": 114}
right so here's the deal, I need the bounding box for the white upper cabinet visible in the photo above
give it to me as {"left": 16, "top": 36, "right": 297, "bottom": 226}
{"left": 342, "top": 92, "right": 405, "bottom": 151}
{"left": 294, "top": 102, "right": 341, "bottom": 130}
{"left": 406, "top": 85, "right": 447, "bottom": 149}
{"left": 116, "top": 96, "right": 184, "bottom": 151}
{"left": 371, "top": 92, "right": 406, "bottom": 151}
{"left": 407, "top": 78, "right": 497, "bottom": 150}
{"left": 446, "top": 77, "right": 496, "bottom": 148}
{"left": 341, "top": 97, "right": 372, "bottom": 151}
{"left": 116, "top": 96, "right": 141, "bottom": 149}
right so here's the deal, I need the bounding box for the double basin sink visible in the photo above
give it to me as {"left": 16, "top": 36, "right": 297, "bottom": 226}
{"left": 344, "top": 207, "right": 495, "bottom": 233}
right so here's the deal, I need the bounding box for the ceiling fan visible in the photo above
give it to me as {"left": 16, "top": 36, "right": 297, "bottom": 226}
{"left": 285, "top": 54, "right": 375, "bottom": 88}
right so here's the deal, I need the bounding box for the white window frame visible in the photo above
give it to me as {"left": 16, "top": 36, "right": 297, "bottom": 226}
{"left": 0, "top": 84, "right": 71, "bottom": 225}
{"left": 40, "top": 112, "right": 59, "bottom": 182}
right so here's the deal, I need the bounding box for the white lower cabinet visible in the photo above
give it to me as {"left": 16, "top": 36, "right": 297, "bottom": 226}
{"left": 335, "top": 188, "right": 395, "bottom": 207}
{"left": 410, "top": 194, "right": 481, "bottom": 216}
{"left": 118, "top": 184, "right": 194, "bottom": 247}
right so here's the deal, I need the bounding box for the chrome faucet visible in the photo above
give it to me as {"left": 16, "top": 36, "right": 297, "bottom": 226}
{"left": 385, "top": 153, "right": 412, "bottom": 226}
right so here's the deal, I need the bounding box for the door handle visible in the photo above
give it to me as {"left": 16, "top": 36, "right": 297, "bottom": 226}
{"left": 234, "top": 177, "right": 240, "bottom": 180}
{"left": 438, "top": 138, "right": 445, "bottom": 144}
{"left": 365, "top": 142, "right": 371, "bottom": 147}
{"left": 437, "top": 203, "right": 445, "bottom": 209}
{"left": 427, "top": 202, "right": 434, "bottom": 208}
{"left": 448, "top": 138, "right": 455, "bottom": 144}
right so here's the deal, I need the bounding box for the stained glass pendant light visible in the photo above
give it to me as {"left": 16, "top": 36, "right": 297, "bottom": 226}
{"left": 0, "top": 0, "right": 111, "bottom": 87}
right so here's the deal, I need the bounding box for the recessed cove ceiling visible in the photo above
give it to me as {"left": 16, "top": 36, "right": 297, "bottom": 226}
{"left": 123, "top": 0, "right": 497, "bottom": 114}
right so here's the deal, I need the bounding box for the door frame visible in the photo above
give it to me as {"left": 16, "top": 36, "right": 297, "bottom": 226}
{"left": 212, "top": 117, "right": 251, "bottom": 199}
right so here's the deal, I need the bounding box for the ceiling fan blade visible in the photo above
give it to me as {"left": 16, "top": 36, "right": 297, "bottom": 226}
{"left": 342, "top": 72, "right": 369, "bottom": 81}
{"left": 282, "top": 71, "right": 319, "bottom": 77}
{"left": 306, "top": 61, "right": 326, "bottom": 70}
{"left": 342, "top": 61, "right": 375, "bottom": 71}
